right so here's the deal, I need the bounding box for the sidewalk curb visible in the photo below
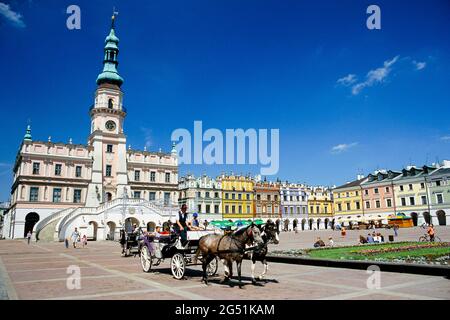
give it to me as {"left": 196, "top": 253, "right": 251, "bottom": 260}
{"left": 265, "top": 255, "right": 450, "bottom": 277}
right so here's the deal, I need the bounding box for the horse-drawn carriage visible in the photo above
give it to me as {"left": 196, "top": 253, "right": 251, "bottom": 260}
{"left": 119, "top": 229, "right": 143, "bottom": 257}
{"left": 139, "top": 230, "right": 220, "bottom": 280}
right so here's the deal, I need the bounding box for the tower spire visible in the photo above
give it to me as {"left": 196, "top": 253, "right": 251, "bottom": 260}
{"left": 111, "top": 7, "right": 119, "bottom": 29}
{"left": 23, "top": 125, "right": 32, "bottom": 141}
{"left": 96, "top": 13, "right": 124, "bottom": 87}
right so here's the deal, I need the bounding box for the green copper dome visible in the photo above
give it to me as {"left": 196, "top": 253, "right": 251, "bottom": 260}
{"left": 23, "top": 125, "right": 32, "bottom": 141}
{"left": 105, "top": 28, "right": 119, "bottom": 43}
{"left": 96, "top": 18, "right": 123, "bottom": 87}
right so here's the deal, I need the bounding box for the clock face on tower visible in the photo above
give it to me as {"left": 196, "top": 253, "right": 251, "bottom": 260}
{"left": 105, "top": 120, "right": 116, "bottom": 131}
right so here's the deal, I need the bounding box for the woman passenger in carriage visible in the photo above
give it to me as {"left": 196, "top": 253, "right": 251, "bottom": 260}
{"left": 187, "top": 213, "right": 204, "bottom": 231}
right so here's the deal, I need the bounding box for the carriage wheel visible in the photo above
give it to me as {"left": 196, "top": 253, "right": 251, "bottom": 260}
{"left": 171, "top": 253, "right": 186, "bottom": 280}
{"left": 206, "top": 256, "right": 218, "bottom": 277}
{"left": 140, "top": 246, "right": 152, "bottom": 272}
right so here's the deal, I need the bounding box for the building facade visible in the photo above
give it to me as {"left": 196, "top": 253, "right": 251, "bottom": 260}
{"left": 360, "top": 170, "right": 400, "bottom": 220}
{"left": 392, "top": 166, "right": 434, "bottom": 225}
{"left": 330, "top": 161, "right": 450, "bottom": 227}
{"left": 254, "top": 180, "right": 281, "bottom": 219}
{"left": 333, "top": 176, "right": 366, "bottom": 219}
{"left": 220, "top": 174, "right": 254, "bottom": 219}
{"left": 178, "top": 174, "right": 222, "bottom": 219}
{"left": 4, "top": 17, "right": 178, "bottom": 240}
{"left": 0, "top": 202, "right": 10, "bottom": 239}
{"left": 426, "top": 163, "right": 450, "bottom": 226}
{"left": 279, "top": 182, "right": 309, "bottom": 229}
{"left": 307, "top": 186, "right": 334, "bottom": 229}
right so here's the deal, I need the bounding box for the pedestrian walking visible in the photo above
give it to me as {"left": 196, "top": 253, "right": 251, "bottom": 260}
{"left": 71, "top": 228, "right": 80, "bottom": 248}
{"left": 393, "top": 224, "right": 399, "bottom": 237}
{"left": 82, "top": 235, "right": 88, "bottom": 248}
{"left": 26, "top": 231, "right": 32, "bottom": 245}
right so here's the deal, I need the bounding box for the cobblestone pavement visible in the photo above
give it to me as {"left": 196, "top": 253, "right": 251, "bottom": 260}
{"left": 0, "top": 226, "right": 449, "bottom": 300}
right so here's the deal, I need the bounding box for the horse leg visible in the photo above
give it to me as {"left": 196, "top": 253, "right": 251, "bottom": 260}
{"left": 237, "top": 259, "right": 243, "bottom": 289}
{"left": 220, "top": 259, "right": 230, "bottom": 284}
{"left": 202, "top": 254, "right": 213, "bottom": 285}
{"left": 258, "top": 258, "right": 269, "bottom": 281}
{"left": 251, "top": 258, "right": 257, "bottom": 285}
{"left": 227, "top": 260, "right": 233, "bottom": 279}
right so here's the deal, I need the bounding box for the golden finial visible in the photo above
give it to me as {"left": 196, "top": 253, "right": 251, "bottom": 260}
{"left": 111, "top": 7, "right": 119, "bottom": 28}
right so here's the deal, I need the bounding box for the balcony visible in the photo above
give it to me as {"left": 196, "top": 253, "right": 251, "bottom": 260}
{"left": 89, "top": 104, "right": 127, "bottom": 113}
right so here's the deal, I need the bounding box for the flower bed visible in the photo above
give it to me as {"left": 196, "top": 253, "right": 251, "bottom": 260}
{"left": 355, "top": 242, "right": 449, "bottom": 255}
{"left": 270, "top": 242, "right": 450, "bottom": 265}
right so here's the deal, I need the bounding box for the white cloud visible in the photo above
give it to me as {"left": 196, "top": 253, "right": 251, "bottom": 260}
{"left": 331, "top": 142, "right": 358, "bottom": 154}
{"left": 413, "top": 60, "right": 426, "bottom": 70}
{"left": 351, "top": 56, "right": 399, "bottom": 95}
{"left": 440, "top": 135, "right": 450, "bottom": 142}
{"left": 140, "top": 127, "right": 153, "bottom": 149}
{"left": 337, "top": 74, "right": 357, "bottom": 86}
{"left": 0, "top": 2, "right": 25, "bottom": 28}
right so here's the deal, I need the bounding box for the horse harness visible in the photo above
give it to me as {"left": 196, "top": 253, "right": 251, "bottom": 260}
{"left": 214, "top": 227, "right": 260, "bottom": 254}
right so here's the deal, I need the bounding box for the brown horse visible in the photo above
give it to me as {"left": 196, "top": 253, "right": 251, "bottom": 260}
{"left": 195, "top": 224, "right": 263, "bottom": 288}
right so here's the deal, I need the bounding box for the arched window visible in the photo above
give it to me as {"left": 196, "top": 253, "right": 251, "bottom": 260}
{"left": 108, "top": 99, "right": 113, "bottom": 109}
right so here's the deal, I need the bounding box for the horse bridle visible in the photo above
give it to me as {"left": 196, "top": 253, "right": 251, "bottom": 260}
{"left": 247, "top": 226, "right": 253, "bottom": 239}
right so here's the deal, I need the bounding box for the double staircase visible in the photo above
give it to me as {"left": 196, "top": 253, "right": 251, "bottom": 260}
{"left": 34, "top": 198, "right": 179, "bottom": 241}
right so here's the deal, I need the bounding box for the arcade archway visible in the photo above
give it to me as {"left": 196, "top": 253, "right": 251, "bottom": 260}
{"left": 125, "top": 217, "right": 140, "bottom": 232}
{"left": 437, "top": 210, "right": 446, "bottom": 226}
{"left": 147, "top": 221, "right": 156, "bottom": 232}
{"left": 106, "top": 221, "right": 116, "bottom": 240}
{"left": 24, "top": 212, "right": 40, "bottom": 237}
{"left": 87, "top": 221, "right": 98, "bottom": 241}
{"left": 410, "top": 212, "right": 418, "bottom": 226}
{"left": 423, "top": 212, "right": 431, "bottom": 225}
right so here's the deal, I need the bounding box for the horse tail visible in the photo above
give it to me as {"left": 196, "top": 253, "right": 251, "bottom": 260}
{"left": 193, "top": 236, "right": 205, "bottom": 264}
{"left": 193, "top": 246, "right": 201, "bottom": 264}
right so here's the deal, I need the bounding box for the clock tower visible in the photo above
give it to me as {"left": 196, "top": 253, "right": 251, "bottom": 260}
{"left": 86, "top": 15, "right": 130, "bottom": 207}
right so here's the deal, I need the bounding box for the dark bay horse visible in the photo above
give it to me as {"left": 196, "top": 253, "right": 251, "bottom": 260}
{"left": 249, "top": 219, "right": 279, "bottom": 284}
{"left": 195, "top": 224, "right": 263, "bottom": 288}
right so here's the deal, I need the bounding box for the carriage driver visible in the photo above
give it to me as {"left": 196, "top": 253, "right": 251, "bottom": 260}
{"left": 176, "top": 204, "right": 189, "bottom": 244}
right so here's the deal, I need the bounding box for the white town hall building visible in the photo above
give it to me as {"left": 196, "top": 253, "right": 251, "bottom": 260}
{"left": 3, "top": 16, "right": 180, "bottom": 241}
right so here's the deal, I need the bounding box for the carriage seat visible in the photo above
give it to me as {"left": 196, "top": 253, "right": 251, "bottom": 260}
{"left": 186, "top": 230, "right": 211, "bottom": 241}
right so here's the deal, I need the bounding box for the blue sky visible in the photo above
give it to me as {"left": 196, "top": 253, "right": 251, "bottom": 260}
{"left": 0, "top": 0, "right": 449, "bottom": 200}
